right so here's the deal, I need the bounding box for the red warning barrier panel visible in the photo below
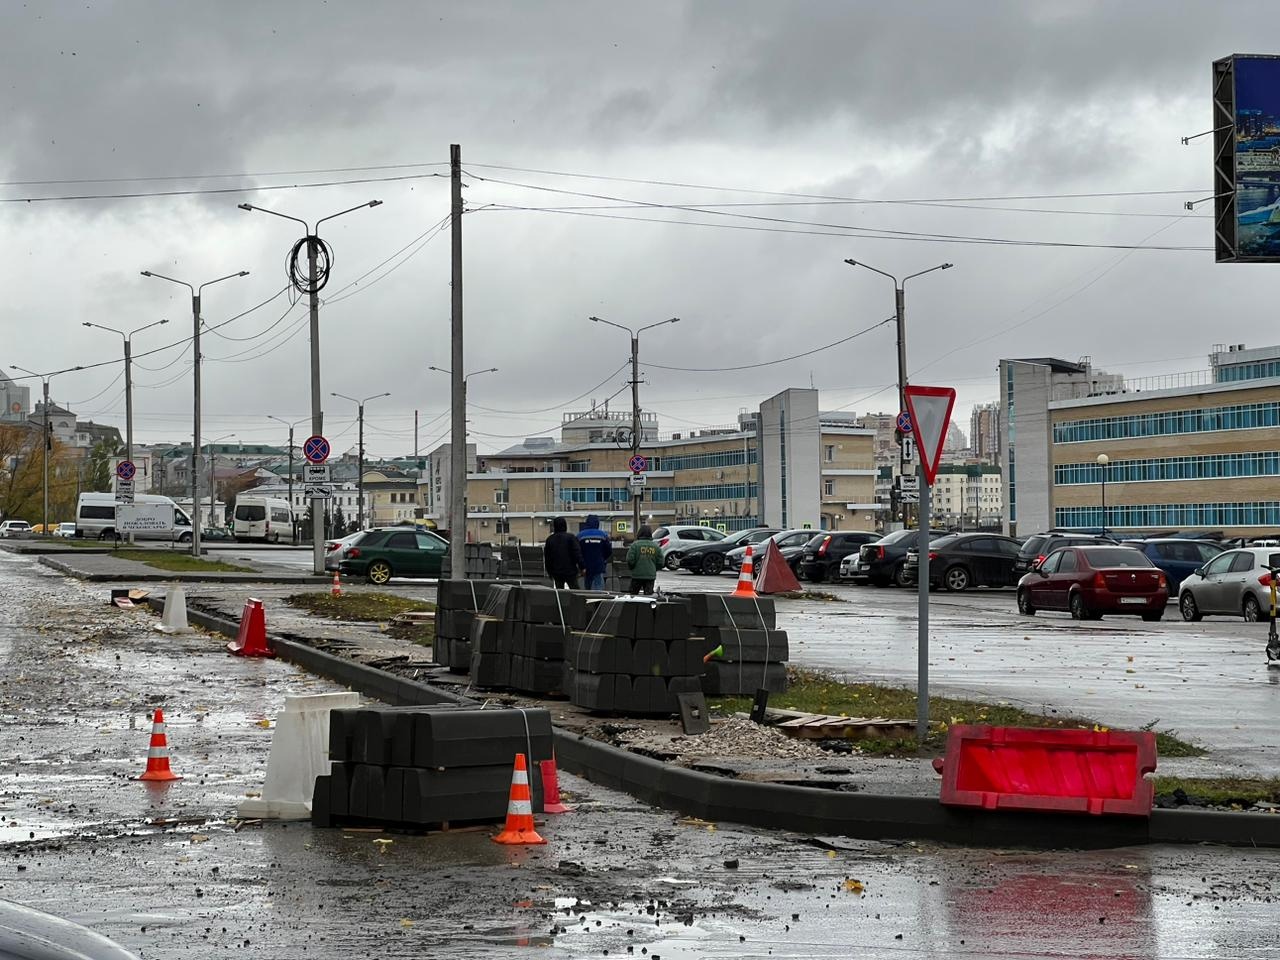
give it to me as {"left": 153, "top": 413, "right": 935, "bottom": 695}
{"left": 934, "top": 725, "right": 1157, "bottom": 817}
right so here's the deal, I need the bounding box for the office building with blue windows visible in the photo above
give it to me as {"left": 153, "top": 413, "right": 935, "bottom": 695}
{"left": 1001, "top": 344, "right": 1280, "bottom": 537}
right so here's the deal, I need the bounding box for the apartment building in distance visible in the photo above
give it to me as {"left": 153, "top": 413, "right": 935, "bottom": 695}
{"left": 1001, "top": 344, "right": 1280, "bottom": 537}
{"left": 970, "top": 401, "right": 1001, "bottom": 464}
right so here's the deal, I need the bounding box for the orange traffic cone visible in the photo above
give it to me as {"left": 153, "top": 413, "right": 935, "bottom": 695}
{"left": 331, "top": 570, "right": 342, "bottom": 598}
{"left": 493, "top": 753, "right": 547, "bottom": 845}
{"left": 227, "top": 598, "right": 275, "bottom": 658}
{"left": 733, "top": 544, "right": 758, "bottom": 598}
{"left": 137, "top": 709, "right": 182, "bottom": 782}
{"left": 540, "top": 756, "right": 573, "bottom": 814}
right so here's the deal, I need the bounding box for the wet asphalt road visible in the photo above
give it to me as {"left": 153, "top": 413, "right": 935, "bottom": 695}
{"left": 6, "top": 551, "right": 1280, "bottom": 958}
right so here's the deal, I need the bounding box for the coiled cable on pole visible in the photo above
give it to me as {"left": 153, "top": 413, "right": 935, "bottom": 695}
{"left": 287, "top": 234, "right": 334, "bottom": 295}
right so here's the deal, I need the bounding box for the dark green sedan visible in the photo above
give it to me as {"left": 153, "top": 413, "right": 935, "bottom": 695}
{"left": 339, "top": 528, "right": 449, "bottom": 583}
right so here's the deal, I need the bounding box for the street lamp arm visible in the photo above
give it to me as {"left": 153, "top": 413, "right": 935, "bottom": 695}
{"left": 198, "top": 271, "right": 250, "bottom": 294}
{"left": 463, "top": 368, "right": 497, "bottom": 380}
{"left": 362, "top": 391, "right": 392, "bottom": 404}
{"left": 330, "top": 391, "right": 360, "bottom": 406}
{"left": 140, "top": 271, "right": 194, "bottom": 294}
{"left": 131, "top": 318, "right": 170, "bottom": 338}
{"left": 843, "top": 259, "right": 898, "bottom": 286}
{"left": 901, "top": 263, "right": 954, "bottom": 286}
{"left": 317, "top": 199, "right": 383, "bottom": 230}
{"left": 590, "top": 316, "right": 633, "bottom": 336}
{"left": 637, "top": 317, "right": 680, "bottom": 335}
{"left": 82, "top": 321, "right": 126, "bottom": 340}
{"left": 238, "top": 203, "right": 309, "bottom": 232}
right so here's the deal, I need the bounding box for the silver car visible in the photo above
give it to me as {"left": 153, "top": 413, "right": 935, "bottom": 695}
{"left": 325, "top": 531, "right": 367, "bottom": 571}
{"left": 1179, "top": 547, "right": 1280, "bottom": 622}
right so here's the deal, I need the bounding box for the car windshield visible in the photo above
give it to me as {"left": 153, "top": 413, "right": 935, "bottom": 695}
{"left": 928, "top": 535, "right": 961, "bottom": 551}
{"left": 1081, "top": 547, "right": 1152, "bottom": 568}
{"left": 1019, "top": 536, "right": 1047, "bottom": 556}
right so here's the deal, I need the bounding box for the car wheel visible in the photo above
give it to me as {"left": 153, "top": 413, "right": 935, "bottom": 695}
{"left": 944, "top": 565, "right": 971, "bottom": 592}
{"left": 893, "top": 563, "right": 910, "bottom": 587}
{"left": 1069, "top": 592, "right": 1088, "bottom": 621}
{"left": 178, "top": 532, "right": 192, "bottom": 544}
{"left": 808, "top": 565, "right": 826, "bottom": 583}
{"left": 367, "top": 560, "right": 392, "bottom": 585}
{"left": 1142, "top": 610, "right": 1164, "bottom": 622}
{"left": 98, "top": 529, "right": 115, "bottom": 541}
{"left": 1244, "top": 594, "right": 1262, "bottom": 622}
{"left": 1179, "top": 592, "right": 1202, "bottom": 622}
{"left": 1017, "top": 589, "right": 1036, "bottom": 616}
{"left": 702, "top": 553, "right": 725, "bottom": 575}
{"left": 664, "top": 552, "right": 682, "bottom": 571}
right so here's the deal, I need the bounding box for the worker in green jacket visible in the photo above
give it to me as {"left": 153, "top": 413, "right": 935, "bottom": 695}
{"left": 626, "top": 525, "right": 660, "bottom": 595}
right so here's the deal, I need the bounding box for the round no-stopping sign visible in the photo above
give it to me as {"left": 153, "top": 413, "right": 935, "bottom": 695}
{"left": 303, "top": 435, "right": 331, "bottom": 464}
{"left": 896, "top": 411, "right": 913, "bottom": 433}
{"left": 629, "top": 454, "right": 648, "bottom": 473}
{"left": 115, "top": 460, "right": 136, "bottom": 481}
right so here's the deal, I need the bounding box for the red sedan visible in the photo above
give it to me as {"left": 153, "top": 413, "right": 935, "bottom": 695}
{"left": 1016, "top": 545, "right": 1168, "bottom": 621}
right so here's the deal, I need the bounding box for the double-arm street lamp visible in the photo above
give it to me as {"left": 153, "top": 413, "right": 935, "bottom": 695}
{"left": 590, "top": 316, "right": 680, "bottom": 535}
{"left": 206, "top": 433, "right": 236, "bottom": 526}
{"left": 141, "top": 269, "right": 249, "bottom": 558}
{"left": 11, "top": 364, "right": 82, "bottom": 536}
{"left": 330, "top": 392, "right": 391, "bottom": 530}
{"left": 267, "top": 415, "right": 309, "bottom": 543}
{"left": 239, "top": 199, "right": 382, "bottom": 574}
{"left": 429, "top": 365, "right": 497, "bottom": 553}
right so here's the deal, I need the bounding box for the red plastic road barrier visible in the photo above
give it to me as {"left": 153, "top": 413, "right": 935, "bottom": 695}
{"left": 933, "top": 725, "right": 1157, "bottom": 817}
{"left": 755, "top": 539, "right": 802, "bottom": 595}
{"left": 227, "top": 598, "right": 275, "bottom": 658}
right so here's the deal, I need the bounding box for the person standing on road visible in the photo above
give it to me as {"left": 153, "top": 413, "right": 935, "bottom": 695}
{"left": 577, "top": 514, "right": 612, "bottom": 590}
{"left": 626, "top": 524, "right": 659, "bottom": 595}
{"left": 544, "top": 516, "right": 585, "bottom": 589}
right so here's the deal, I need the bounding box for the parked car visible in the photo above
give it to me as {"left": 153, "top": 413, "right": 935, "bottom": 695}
{"left": 726, "top": 529, "right": 817, "bottom": 573}
{"left": 677, "top": 527, "right": 779, "bottom": 574}
{"left": 54, "top": 521, "right": 77, "bottom": 538}
{"left": 1016, "top": 545, "right": 1167, "bottom": 621}
{"left": 1126, "top": 538, "right": 1225, "bottom": 595}
{"left": 325, "top": 531, "right": 368, "bottom": 571}
{"left": 847, "top": 529, "right": 948, "bottom": 586}
{"left": 653, "top": 525, "right": 728, "bottom": 570}
{"left": 75, "top": 492, "right": 194, "bottom": 542}
{"left": 903, "top": 533, "right": 1023, "bottom": 591}
{"left": 0, "top": 520, "right": 32, "bottom": 539}
{"left": 232, "top": 496, "right": 293, "bottom": 543}
{"left": 1013, "top": 532, "right": 1115, "bottom": 576}
{"left": 201, "top": 526, "right": 234, "bottom": 541}
{"left": 339, "top": 527, "right": 448, "bottom": 583}
{"left": 1177, "top": 547, "right": 1280, "bottom": 622}
{"left": 798, "top": 531, "right": 880, "bottom": 582}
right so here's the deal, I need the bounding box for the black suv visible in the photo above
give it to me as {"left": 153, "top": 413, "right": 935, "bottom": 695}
{"left": 1013, "top": 532, "right": 1115, "bottom": 576}
{"left": 850, "top": 529, "right": 949, "bottom": 586}
{"left": 798, "top": 531, "right": 880, "bottom": 582}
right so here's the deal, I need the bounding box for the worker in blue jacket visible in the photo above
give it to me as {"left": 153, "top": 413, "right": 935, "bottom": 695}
{"left": 577, "top": 514, "right": 612, "bottom": 590}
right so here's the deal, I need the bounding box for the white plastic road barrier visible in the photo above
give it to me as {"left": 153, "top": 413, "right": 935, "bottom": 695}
{"left": 238, "top": 692, "right": 362, "bottom": 820}
{"left": 154, "top": 584, "right": 192, "bottom": 634}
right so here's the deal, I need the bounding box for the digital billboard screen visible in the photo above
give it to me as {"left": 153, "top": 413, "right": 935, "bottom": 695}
{"left": 1215, "top": 54, "right": 1280, "bottom": 262}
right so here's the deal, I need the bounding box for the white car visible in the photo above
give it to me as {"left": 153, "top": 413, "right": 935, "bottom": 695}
{"left": 653, "top": 524, "right": 727, "bottom": 570}
{"left": 325, "top": 531, "right": 368, "bottom": 571}
{"left": 54, "top": 522, "right": 77, "bottom": 538}
{"left": 0, "top": 520, "right": 32, "bottom": 539}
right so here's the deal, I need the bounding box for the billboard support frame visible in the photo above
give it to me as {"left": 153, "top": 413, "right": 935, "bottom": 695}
{"left": 1213, "top": 55, "right": 1239, "bottom": 261}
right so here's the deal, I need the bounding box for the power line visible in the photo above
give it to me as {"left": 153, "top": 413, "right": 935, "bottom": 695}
{"left": 643, "top": 317, "right": 892, "bottom": 372}
{"left": 323, "top": 215, "right": 452, "bottom": 305}
{"left": 1, "top": 171, "right": 446, "bottom": 204}
{"left": 0, "top": 161, "right": 447, "bottom": 188}
{"left": 468, "top": 361, "right": 631, "bottom": 416}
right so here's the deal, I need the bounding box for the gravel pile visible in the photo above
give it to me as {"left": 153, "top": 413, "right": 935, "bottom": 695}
{"left": 622, "top": 716, "right": 831, "bottom": 764}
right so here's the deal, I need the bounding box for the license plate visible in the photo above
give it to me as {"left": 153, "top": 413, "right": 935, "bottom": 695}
{"left": 1119, "top": 597, "right": 1147, "bottom": 605}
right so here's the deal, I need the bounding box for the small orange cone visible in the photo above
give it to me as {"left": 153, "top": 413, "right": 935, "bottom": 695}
{"left": 227, "top": 598, "right": 275, "bottom": 658}
{"left": 733, "top": 544, "right": 758, "bottom": 598}
{"left": 493, "top": 753, "right": 547, "bottom": 845}
{"left": 331, "top": 570, "right": 342, "bottom": 598}
{"left": 540, "top": 757, "right": 573, "bottom": 814}
{"left": 137, "top": 708, "right": 182, "bottom": 782}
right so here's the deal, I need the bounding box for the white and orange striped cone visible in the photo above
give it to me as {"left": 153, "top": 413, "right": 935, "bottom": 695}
{"left": 733, "top": 544, "right": 758, "bottom": 598}
{"left": 137, "top": 708, "right": 182, "bottom": 782}
{"left": 493, "top": 753, "right": 546, "bottom": 845}
{"left": 331, "top": 570, "right": 342, "bottom": 598}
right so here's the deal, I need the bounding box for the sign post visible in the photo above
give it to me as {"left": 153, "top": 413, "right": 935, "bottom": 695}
{"left": 904, "top": 385, "right": 957, "bottom": 743}
{"left": 303, "top": 435, "right": 331, "bottom": 567}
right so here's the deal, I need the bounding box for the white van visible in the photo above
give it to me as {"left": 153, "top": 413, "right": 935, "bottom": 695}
{"left": 75, "top": 492, "right": 194, "bottom": 542}
{"left": 233, "top": 496, "right": 293, "bottom": 543}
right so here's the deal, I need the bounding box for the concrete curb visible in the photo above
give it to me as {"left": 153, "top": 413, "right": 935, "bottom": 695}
{"left": 40, "top": 555, "right": 329, "bottom": 584}
{"left": 144, "top": 593, "right": 1280, "bottom": 850}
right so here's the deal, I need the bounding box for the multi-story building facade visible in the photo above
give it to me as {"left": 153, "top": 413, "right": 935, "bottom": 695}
{"left": 970, "top": 401, "right": 1002, "bottom": 464}
{"left": 1003, "top": 344, "right": 1280, "bottom": 537}
{"left": 0, "top": 371, "right": 31, "bottom": 424}
{"left": 930, "top": 464, "right": 1003, "bottom": 530}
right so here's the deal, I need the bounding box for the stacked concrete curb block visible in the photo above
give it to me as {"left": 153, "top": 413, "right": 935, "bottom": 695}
{"left": 313, "top": 705, "right": 552, "bottom": 829}
{"left": 680, "top": 593, "right": 789, "bottom": 696}
{"left": 434, "top": 579, "right": 492, "bottom": 672}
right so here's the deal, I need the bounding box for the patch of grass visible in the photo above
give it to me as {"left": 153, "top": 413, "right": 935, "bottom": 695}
{"left": 1152, "top": 777, "right": 1280, "bottom": 806}
{"left": 774, "top": 590, "right": 845, "bottom": 602}
{"left": 113, "top": 549, "right": 251, "bottom": 573}
{"left": 711, "top": 667, "right": 1206, "bottom": 758}
{"left": 286, "top": 592, "right": 436, "bottom": 622}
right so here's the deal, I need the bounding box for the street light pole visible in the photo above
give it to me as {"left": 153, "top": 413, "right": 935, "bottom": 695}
{"left": 11, "top": 365, "right": 81, "bottom": 536}
{"left": 843, "top": 259, "right": 952, "bottom": 527}
{"left": 268, "top": 416, "right": 306, "bottom": 543}
{"left": 206, "top": 433, "right": 236, "bottom": 527}
{"left": 1097, "top": 453, "right": 1110, "bottom": 537}
{"left": 590, "top": 316, "right": 680, "bottom": 535}
{"left": 239, "top": 199, "right": 382, "bottom": 573}
{"left": 429, "top": 365, "right": 496, "bottom": 553}
{"left": 142, "top": 270, "right": 249, "bottom": 557}
{"left": 331, "top": 392, "right": 390, "bottom": 530}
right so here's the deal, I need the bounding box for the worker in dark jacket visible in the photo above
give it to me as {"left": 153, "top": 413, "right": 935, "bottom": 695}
{"left": 577, "top": 514, "right": 612, "bottom": 590}
{"left": 626, "top": 524, "right": 660, "bottom": 595}
{"left": 544, "top": 516, "right": 585, "bottom": 589}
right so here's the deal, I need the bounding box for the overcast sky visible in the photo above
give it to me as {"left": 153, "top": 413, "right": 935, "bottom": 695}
{"left": 0, "top": 1, "right": 1269, "bottom": 458}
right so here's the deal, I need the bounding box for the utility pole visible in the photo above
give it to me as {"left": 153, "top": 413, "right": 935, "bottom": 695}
{"left": 268, "top": 416, "right": 303, "bottom": 543}
{"left": 414, "top": 409, "right": 419, "bottom": 461}
{"left": 11, "top": 365, "right": 81, "bottom": 536}
{"left": 332, "top": 392, "right": 389, "bottom": 530}
{"left": 449, "top": 143, "right": 467, "bottom": 577}
{"left": 239, "top": 199, "right": 381, "bottom": 572}
{"left": 843, "top": 259, "right": 952, "bottom": 528}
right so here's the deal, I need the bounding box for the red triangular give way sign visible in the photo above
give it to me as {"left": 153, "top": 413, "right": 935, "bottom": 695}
{"left": 904, "top": 385, "right": 956, "bottom": 486}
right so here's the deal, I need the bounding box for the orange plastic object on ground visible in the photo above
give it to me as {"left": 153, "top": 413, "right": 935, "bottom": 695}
{"left": 227, "top": 598, "right": 275, "bottom": 658}
{"left": 934, "top": 725, "right": 1157, "bottom": 817}
{"left": 755, "top": 539, "right": 802, "bottom": 595}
